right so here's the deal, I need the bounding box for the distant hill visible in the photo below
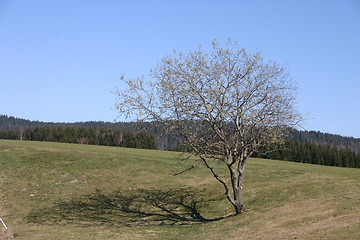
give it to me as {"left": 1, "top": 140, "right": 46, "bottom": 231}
{"left": 0, "top": 115, "right": 177, "bottom": 150}
{"left": 0, "top": 115, "right": 141, "bottom": 131}
{"left": 1, "top": 114, "right": 360, "bottom": 154}
{"left": 289, "top": 129, "right": 360, "bottom": 154}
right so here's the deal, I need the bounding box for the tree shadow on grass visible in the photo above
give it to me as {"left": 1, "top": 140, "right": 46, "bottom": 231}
{"left": 27, "top": 188, "right": 229, "bottom": 227}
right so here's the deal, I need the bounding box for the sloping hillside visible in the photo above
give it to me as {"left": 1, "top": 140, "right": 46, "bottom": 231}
{"left": 0, "top": 140, "right": 359, "bottom": 239}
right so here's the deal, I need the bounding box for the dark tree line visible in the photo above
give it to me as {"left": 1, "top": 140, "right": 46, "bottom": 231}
{"left": 2, "top": 115, "right": 359, "bottom": 153}
{"left": 0, "top": 127, "right": 156, "bottom": 150}
{"left": 253, "top": 140, "right": 360, "bottom": 168}
{"left": 289, "top": 129, "right": 360, "bottom": 154}
{"left": 1, "top": 126, "right": 359, "bottom": 168}
{"left": 2, "top": 115, "right": 360, "bottom": 150}
{"left": 0, "top": 115, "right": 150, "bottom": 132}
{"left": 1, "top": 115, "right": 360, "bottom": 168}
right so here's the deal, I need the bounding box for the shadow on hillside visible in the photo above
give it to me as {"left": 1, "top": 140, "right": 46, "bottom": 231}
{"left": 27, "top": 188, "right": 228, "bottom": 227}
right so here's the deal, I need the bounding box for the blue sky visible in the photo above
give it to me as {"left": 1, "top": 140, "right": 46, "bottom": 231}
{"left": 0, "top": 0, "right": 359, "bottom": 138}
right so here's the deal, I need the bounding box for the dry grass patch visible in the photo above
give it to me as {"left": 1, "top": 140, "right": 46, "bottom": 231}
{"left": 1, "top": 140, "right": 360, "bottom": 240}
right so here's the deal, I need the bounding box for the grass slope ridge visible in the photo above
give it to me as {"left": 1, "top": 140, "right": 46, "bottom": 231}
{"left": 0, "top": 140, "right": 359, "bottom": 240}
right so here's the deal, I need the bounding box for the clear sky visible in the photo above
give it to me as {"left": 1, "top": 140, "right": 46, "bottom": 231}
{"left": 0, "top": 0, "right": 359, "bottom": 138}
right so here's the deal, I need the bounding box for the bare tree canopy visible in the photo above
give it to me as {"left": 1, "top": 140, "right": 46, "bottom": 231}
{"left": 115, "top": 40, "right": 302, "bottom": 215}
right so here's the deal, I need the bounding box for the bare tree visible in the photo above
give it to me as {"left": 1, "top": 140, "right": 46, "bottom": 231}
{"left": 114, "top": 40, "right": 302, "bottom": 215}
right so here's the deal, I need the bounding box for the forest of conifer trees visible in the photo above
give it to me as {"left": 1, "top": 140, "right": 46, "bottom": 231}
{"left": 1, "top": 115, "right": 359, "bottom": 168}
{"left": 0, "top": 126, "right": 156, "bottom": 149}
{"left": 253, "top": 140, "right": 360, "bottom": 168}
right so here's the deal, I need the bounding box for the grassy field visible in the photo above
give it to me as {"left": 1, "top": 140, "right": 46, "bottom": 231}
{"left": 0, "top": 139, "right": 359, "bottom": 239}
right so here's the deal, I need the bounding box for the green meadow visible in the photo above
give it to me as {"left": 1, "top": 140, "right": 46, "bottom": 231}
{"left": 0, "top": 139, "right": 359, "bottom": 239}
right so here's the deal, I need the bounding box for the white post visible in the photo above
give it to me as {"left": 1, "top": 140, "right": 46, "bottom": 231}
{"left": 0, "top": 218, "right": 7, "bottom": 230}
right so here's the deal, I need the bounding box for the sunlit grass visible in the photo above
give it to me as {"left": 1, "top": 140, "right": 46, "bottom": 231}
{"left": 0, "top": 139, "right": 359, "bottom": 239}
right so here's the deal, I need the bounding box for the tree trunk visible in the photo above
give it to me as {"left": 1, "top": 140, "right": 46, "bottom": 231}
{"left": 228, "top": 162, "right": 245, "bottom": 215}
{"left": 232, "top": 183, "right": 245, "bottom": 215}
{"left": 233, "top": 201, "right": 245, "bottom": 215}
